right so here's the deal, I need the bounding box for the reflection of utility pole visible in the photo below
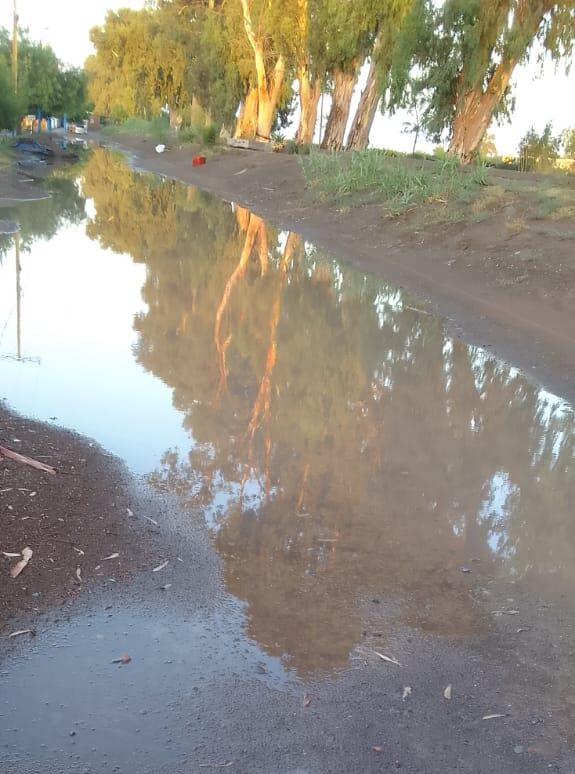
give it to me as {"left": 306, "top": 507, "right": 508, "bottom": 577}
{"left": 15, "top": 230, "right": 21, "bottom": 360}
{"left": 11, "top": 0, "right": 18, "bottom": 94}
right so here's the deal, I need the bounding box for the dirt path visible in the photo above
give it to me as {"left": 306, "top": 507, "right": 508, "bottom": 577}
{"left": 102, "top": 133, "right": 575, "bottom": 403}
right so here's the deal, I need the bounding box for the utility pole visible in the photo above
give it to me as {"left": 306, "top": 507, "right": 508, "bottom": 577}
{"left": 11, "top": 0, "right": 18, "bottom": 94}
{"left": 15, "top": 231, "right": 21, "bottom": 361}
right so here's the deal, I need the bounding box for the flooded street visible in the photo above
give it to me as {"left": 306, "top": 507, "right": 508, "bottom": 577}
{"left": 1, "top": 150, "right": 574, "bottom": 773}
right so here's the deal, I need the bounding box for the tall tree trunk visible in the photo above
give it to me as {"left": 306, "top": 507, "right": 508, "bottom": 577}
{"left": 321, "top": 64, "right": 358, "bottom": 151}
{"left": 235, "top": 86, "right": 258, "bottom": 138}
{"left": 345, "top": 60, "right": 381, "bottom": 150}
{"left": 255, "top": 53, "right": 285, "bottom": 140}
{"left": 448, "top": 59, "right": 516, "bottom": 163}
{"left": 296, "top": 64, "right": 321, "bottom": 145}
{"left": 449, "top": 1, "right": 549, "bottom": 162}
{"left": 448, "top": 89, "right": 497, "bottom": 163}
{"left": 238, "top": 0, "right": 286, "bottom": 140}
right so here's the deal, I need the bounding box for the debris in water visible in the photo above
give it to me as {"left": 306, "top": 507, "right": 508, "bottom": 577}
{"left": 372, "top": 746, "right": 383, "bottom": 753}
{"left": 143, "top": 515, "right": 159, "bottom": 527}
{"left": 73, "top": 547, "right": 85, "bottom": 556}
{"left": 444, "top": 685, "right": 452, "bottom": 700}
{"left": 75, "top": 567, "right": 82, "bottom": 583}
{"left": 2, "top": 552, "right": 22, "bottom": 558}
{"left": 492, "top": 610, "right": 519, "bottom": 616}
{"left": 153, "top": 560, "right": 169, "bottom": 572}
{"left": 402, "top": 686, "right": 412, "bottom": 701}
{"left": 459, "top": 567, "right": 471, "bottom": 573}
{"left": 374, "top": 651, "right": 401, "bottom": 666}
{"left": 112, "top": 655, "right": 131, "bottom": 665}
{"left": 126, "top": 508, "right": 134, "bottom": 517}
{"left": 10, "top": 547, "right": 33, "bottom": 578}
{"left": 8, "top": 629, "right": 35, "bottom": 638}
{"left": 160, "top": 583, "right": 172, "bottom": 591}
{"left": 155, "top": 144, "right": 166, "bottom": 153}
{"left": 102, "top": 553, "right": 120, "bottom": 561}
{"left": 482, "top": 713, "right": 506, "bottom": 720}
{"left": 0, "top": 445, "right": 57, "bottom": 475}
{"left": 303, "top": 693, "right": 312, "bottom": 707}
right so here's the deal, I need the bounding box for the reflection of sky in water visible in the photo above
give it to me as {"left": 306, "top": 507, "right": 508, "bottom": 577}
{"left": 478, "top": 471, "right": 519, "bottom": 561}
{"left": 0, "top": 221, "right": 191, "bottom": 474}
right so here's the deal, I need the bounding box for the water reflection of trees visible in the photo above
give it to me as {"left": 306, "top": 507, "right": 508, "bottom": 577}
{"left": 85, "top": 150, "right": 575, "bottom": 674}
{"left": 0, "top": 174, "right": 86, "bottom": 258}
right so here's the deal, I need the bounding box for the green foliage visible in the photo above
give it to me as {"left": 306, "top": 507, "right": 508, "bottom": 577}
{"left": 0, "top": 27, "right": 88, "bottom": 123}
{"left": 301, "top": 149, "right": 486, "bottom": 214}
{"left": 563, "top": 127, "right": 575, "bottom": 158}
{"left": 519, "top": 123, "right": 562, "bottom": 172}
{"left": 390, "top": 1, "right": 575, "bottom": 152}
{"left": 200, "top": 123, "right": 218, "bottom": 145}
{"left": 0, "top": 56, "right": 22, "bottom": 129}
{"left": 103, "top": 116, "right": 170, "bottom": 140}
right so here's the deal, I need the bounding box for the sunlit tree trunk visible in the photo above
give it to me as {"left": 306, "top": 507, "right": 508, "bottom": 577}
{"left": 346, "top": 35, "right": 383, "bottom": 151}
{"left": 296, "top": 64, "right": 322, "bottom": 145}
{"left": 238, "top": 0, "right": 286, "bottom": 141}
{"left": 235, "top": 86, "right": 258, "bottom": 138}
{"left": 448, "top": 1, "right": 548, "bottom": 163}
{"left": 321, "top": 64, "right": 358, "bottom": 151}
{"left": 448, "top": 67, "right": 514, "bottom": 163}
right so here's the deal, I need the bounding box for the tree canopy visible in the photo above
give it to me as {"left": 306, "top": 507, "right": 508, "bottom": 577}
{"left": 0, "top": 27, "right": 90, "bottom": 128}
{"left": 84, "top": 1, "right": 575, "bottom": 161}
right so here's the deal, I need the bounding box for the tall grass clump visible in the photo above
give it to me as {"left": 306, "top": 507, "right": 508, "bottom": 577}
{"left": 301, "top": 149, "right": 487, "bottom": 215}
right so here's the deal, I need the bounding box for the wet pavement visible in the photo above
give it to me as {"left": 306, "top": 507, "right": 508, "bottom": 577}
{"left": 1, "top": 149, "right": 574, "bottom": 773}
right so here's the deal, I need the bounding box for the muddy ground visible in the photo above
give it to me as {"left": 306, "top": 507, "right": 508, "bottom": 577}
{"left": 1, "top": 138, "right": 575, "bottom": 773}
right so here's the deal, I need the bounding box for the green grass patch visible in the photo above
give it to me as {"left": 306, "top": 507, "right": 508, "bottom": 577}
{"left": 102, "top": 116, "right": 170, "bottom": 141}
{"left": 179, "top": 123, "right": 218, "bottom": 146}
{"left": 301, "top": 149, "right": 488, "bottom": 216}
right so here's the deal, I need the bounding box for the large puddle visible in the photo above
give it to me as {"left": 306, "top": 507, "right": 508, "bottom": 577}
{"left": 1, "top": 148, "right": 574, "bottom": 684}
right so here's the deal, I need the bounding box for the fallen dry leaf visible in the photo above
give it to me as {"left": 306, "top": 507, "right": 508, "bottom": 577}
{"left": 303, "top": 692, "right": 312, "bottom": 707}
{"left": 112, "top": 655, "right": 131, "bottom": 665}
{"left": 444, "top": 685, "right": 452, "bottom": 700}
{"left": 10, "top": 547, "right": 33, "bottom": 578}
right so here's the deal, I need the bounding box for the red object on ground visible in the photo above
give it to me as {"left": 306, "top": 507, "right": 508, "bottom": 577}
{"left": 192, "top": 155, "right": 206, "bottom": 166}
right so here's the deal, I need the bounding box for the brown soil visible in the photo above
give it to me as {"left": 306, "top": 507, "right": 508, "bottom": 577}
{"left": 104, "top": 133, "right": 575, "bottom": 403}
{"left": 0, "top": 404, "right": 166, "bottom": 630}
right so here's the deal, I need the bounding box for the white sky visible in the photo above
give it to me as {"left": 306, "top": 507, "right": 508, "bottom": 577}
{"left": 1, "top": 0, "right": 574, "bottom": 155}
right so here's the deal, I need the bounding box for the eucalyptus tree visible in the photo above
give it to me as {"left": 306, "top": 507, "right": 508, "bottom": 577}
{"left": 234, "top": 0, "right": 299, "bottom": 140}
{"left": 345, "top": 0, "right": 414, "bottom": 150}
{"left": 87, "top": 9, "right": 156, "bottom": 120}
{"left": 393, "top": 0, "right": 575, "bottom": 162}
